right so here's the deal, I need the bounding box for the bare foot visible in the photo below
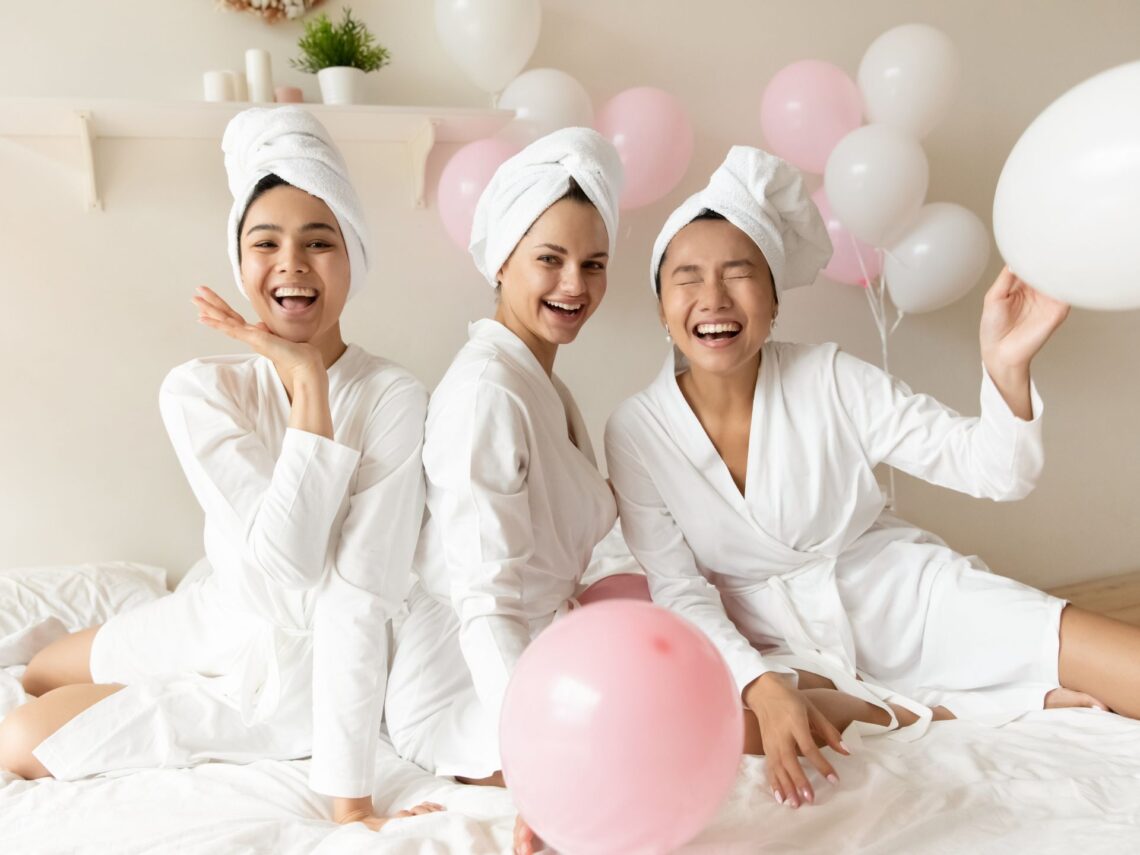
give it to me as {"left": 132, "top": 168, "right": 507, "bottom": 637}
{"left": 514, "top": 816, "right": 545, "bottom": 855}
{"left": 1045, "top": 687, "right": 1109, "bottom": 711}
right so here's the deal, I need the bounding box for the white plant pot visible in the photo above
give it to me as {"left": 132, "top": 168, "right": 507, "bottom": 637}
{"left": 317, "top": 67, "right": 365, "bottom": 105}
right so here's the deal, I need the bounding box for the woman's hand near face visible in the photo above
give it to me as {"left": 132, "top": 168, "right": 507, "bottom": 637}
{"left": 978, "top": 267, "right": 1070, "bottom": 419}
{"left": 194, "top": 286, "right": 334, "bottom": 438}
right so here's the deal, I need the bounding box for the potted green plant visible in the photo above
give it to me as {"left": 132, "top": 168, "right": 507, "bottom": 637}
{"left": 291, "top": 7, "right": 391, "bottom": 105}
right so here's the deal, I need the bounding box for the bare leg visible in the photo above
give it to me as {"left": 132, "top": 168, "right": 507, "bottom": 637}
{"left": 1057, "top": 604, "right": 1140, "bottom": 717}
{"left": 22, "top": 627, "right": 101, "bottom": 697}
{"left": 743, "top": 687, "right": 899, "bottom": 755}
{"left": 0, "top": 683, "right": 122, "bottom": 778}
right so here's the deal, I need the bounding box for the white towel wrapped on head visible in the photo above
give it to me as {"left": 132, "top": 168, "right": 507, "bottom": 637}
{"left": 650, "top": 146, "right": 832, "bottom": 296}
{"left": 222, "top": 106, "right": 371, "bottom": 300}
{"left": 469, "top": 127, "right": 624, "bottom": 287}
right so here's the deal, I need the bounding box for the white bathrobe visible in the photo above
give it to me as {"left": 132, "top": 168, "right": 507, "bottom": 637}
{"left": 34, "top": 345, "right": 427, "bottom": 798}
{"left": 605, "top": 341, "right": 1064, "bottom": 725}
{"left": 385, "top": 319, "right": 624, "bottom": 777}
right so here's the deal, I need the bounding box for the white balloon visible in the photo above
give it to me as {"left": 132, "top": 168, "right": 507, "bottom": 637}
{"left": 993, "top": 61, "right": 1140, "bottom": 311}
{"left": 497, "top": 68, "right": 594, "bottom": 144}
{"left": 858, "top": 24, "right": 960, "bottom": 139}
{"left": 434, "top": 0, "right": 541, "bottom": 94}
{"left": 824, "top": 124, "right": 929, "bottom": 248}
{"left": 885, "top": 203, "right": 991, "bottom": 314}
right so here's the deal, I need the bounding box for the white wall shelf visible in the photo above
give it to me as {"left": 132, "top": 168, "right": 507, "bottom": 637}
{"left": 0, "top": 98, "right": 514, "bottom": 211}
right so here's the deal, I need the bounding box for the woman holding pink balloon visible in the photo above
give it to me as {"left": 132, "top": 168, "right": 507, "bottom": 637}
{"left": 607, "top": 144, "right": 1140, "bottom": 812}
{"left": 384, "top": 127, "right": 646, "bottom": 851}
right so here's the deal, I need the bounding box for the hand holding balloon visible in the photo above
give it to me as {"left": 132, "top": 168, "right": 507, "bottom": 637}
{"left": 979, "top": 266, "right": 1070, "bottom": 419}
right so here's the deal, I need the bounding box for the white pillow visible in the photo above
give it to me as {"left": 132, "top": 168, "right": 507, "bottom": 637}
{"left": 0, "top": 562, "right": 169, "bottom": 666}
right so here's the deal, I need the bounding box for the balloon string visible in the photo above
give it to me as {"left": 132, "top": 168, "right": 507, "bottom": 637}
{"left": 853, "top": 240, "right": 900, "bottom": 512}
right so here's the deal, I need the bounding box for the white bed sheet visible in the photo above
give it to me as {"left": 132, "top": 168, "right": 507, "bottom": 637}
{"left": 3, "top": 667, "right": 1139, "bottom": 854}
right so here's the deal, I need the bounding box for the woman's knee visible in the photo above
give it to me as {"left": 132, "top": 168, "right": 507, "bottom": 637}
{"left": 22, "top": 626, "right": 100, "bottom": 697}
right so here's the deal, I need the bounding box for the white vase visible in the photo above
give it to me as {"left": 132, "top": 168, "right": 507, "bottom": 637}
{"left": 317, "top": 67, "right": 365, "bottom": 105}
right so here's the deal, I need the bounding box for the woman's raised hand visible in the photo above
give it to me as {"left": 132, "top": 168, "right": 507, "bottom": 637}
{"left": 979, "top": 266, "right": 1070, "bottom": 377}
{"left": 193, "top": 286, "right": 323, "bottom": 381}
{"left": 744, "top": 672, "right": 847, "bottom": 809}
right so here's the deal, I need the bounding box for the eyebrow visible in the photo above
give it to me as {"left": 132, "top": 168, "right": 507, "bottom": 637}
{"left": 244, "top": 222, "right": 338, "bottom": 237}
{"left": 670, "top": 258, "right": 755, "bottom": 278}
{"left": 533, "top": 242, "right": 609, "bottom": 259}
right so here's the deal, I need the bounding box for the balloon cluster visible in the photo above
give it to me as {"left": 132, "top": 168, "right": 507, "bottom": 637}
{"left": 434, "top": 0, "right": 695, "bottom": 249}
{"left": 761, "top": 24, "right": 988, "bottom": 316}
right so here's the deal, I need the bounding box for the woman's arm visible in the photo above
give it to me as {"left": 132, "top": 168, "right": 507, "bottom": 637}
{"left": 979, "top": 266, "right": 1070, "bottom": 420}
{"left": 605, "top": 413, "right": 843, "bottom": 807}
{"left": 308, "top": 378, "right": 429, "bottom": 810}
{"left": 603, "top": 413, "right": 793, "bottom": 694}
{"left": 430, "top": 383, "right": 536, "bottom": 727}
{"left": 834, "top": 270, "right": 1068, "bottom": 503}
{"left": 161, "top": 289, "right": 359, "bottom": 589}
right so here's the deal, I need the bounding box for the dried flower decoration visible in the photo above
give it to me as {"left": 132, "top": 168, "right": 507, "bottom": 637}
{"left": 217, "top": 0, "right": 325, "bottom": 24}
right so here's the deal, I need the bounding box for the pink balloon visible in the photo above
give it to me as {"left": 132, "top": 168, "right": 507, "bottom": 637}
{"left": 595, "top": 87, "right": 694, "bottom": 210}
{"left": 760, "top": 60, "right": 863, "bottom": 174}
{"left": 576, "top": 573, "right": 652, "bottom": 606}
{"left": 500, "top": 601, "right": 742, "bottom": 855}
{"left": 436, "top": 138, "right": 520, "bottom": 249}
{"left": 812, "top": 187, "right": 882, "bottom": 286}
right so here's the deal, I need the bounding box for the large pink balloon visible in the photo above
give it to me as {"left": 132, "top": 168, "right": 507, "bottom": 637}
{"left": 436, "top": 138, "right": 520, "bottom": 249}
{"left": 812, "top": 188, "right": 882, "bottom": 286}
{"left": 500, "top": 601, "right": 742, "bottom": 855}
{"left": 760, "top": 60, "right": 863, "bottom": 174}
{"left": 595, "top": 87, "right": 694, "bottom": 210}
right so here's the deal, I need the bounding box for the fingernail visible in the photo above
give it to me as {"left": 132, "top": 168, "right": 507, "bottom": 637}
{"left": 827, "top": 773, "right": 840, "bottom": 785}
{"left": 840, "top": 741, "right": 851, "bottom": 753}
{"left": 801, "top": 786, "right": 813, "bottom": 804}
{"left": 772, "top": 787, "right": 783, "bottom": 805}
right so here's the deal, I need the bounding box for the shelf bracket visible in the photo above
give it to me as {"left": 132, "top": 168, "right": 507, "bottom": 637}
{"left": 408, "top": 118, "right": 438, "bottom": 209}
{"left": 75, "top": 110, "right": 101, "bottom": 212}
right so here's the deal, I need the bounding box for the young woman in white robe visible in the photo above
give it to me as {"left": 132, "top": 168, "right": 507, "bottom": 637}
{"left": 0, "top": 107, "right": 440, "bottom": 829}
{"left": 382, "top": 128, "right": 643, "bottom": 854}
{"left": 605, "top": 145, "right": 1140, "bottom": 811}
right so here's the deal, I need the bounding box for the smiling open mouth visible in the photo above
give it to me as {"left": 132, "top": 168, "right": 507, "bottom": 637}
{"left": 542, "top": 299, "right": 583, "bottom": 317}
{"left": 694, "top": 322, "right": 741, "bottom": 341}
{"left": 273, "top": 286, "right": 318, "bottom": 310}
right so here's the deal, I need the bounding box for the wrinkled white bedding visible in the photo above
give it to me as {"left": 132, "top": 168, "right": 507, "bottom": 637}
{"left": 3, "top": 661, "right": 1138, "bottom": 854}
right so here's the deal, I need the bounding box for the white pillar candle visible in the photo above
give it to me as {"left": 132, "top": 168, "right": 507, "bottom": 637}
{"left": 245, "top": 49, "right": 274, "bottom": 103}
{"left": 202, "top": 70, "right": 234, "bottom": 102}
{"left": 228, "top": 70, "right": 249, "bottom": 102}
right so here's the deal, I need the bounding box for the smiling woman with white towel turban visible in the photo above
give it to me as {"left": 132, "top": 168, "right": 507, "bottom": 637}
{"left": 604, "top": 145, "right": 1140, "bottom": 812}
{"left": 385, "top": 128, "right": 648, "bottom": 812}
{"left": 0, "top": 106, "right": 442, "bottom": 830}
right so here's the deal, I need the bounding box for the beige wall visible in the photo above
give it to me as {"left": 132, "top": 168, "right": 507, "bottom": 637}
{"left": 2, "top": 0, "right": 1138, "bottom": 588}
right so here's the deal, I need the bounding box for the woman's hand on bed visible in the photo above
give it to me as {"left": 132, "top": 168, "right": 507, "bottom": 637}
{"left": 744, "top": 673, "right": 845, "bottom": 809}
{"left": 333, "top": 795, "right": 445, "bottom": 830}
{"left": 193, "top": 286, "right": 323, "bottom": 380}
